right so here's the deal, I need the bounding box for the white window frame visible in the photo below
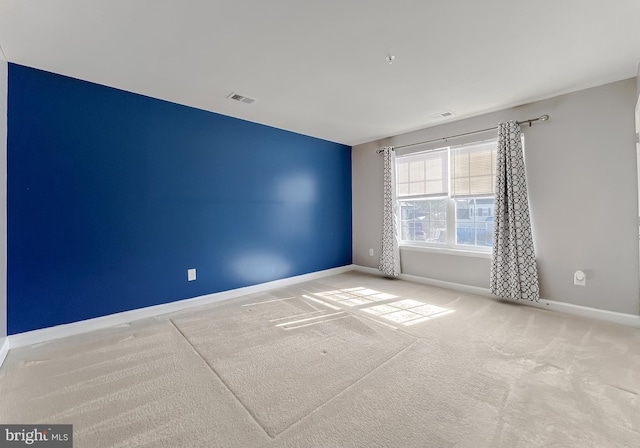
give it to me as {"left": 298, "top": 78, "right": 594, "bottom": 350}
{"left": 395, "top": 138, "right": 497, "bottom": 256}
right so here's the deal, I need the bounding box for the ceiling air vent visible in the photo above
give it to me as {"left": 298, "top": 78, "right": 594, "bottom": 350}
{"left": 227, "top": 92, "right": 256, "bottom": 104}
{"left": 426, "top": 111, "right": 455, "bottom": 121}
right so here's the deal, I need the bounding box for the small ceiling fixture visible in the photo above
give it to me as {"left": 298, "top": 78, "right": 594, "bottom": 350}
{"left": 227, "top": 92, "right": 256, "bottom": 104}
{"left": 426, "top": 111, "right": 456, "bottom": 121}
{"left": 386, "top": 55, "right": 395, "bottom": 64}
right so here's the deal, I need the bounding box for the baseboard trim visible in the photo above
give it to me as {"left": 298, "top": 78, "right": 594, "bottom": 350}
{"left": 351, "top": 265, "right": 494, "bottom": 297}
{"left": 8, "top": 264, "right": 355, "bottom": 350}
{"left": 351, "top": 265, "right": 640, "bottom": 328}
{"left": 7, "top": 263, "right": 638, "bottom": 354}
{"left": 0, "top": 337, "right": 9, "bottom": 370}
{"left": 518, "top": 297, "right": 640, "bottom": 328}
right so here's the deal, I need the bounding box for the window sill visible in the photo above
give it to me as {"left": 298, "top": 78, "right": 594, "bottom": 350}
{"left": 399, "top": 244, "right": 492, "bottom": 259}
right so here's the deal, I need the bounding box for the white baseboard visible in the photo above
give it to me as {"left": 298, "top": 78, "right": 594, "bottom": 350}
{"left": 8, "top": 264, "right": 355, "bottom": 350}
{"left": 0, "top": 337, "right": 9, "bottom": 370}
{"left": 518, "top": 297, "right": 640, "bottom": 328}
{"left": 351, "top": 265, "right": 640, "bottom": 328}
{"left": 6, "top": 263, "right": 637, "bottom": 361}
{"left": 351, "top": 265, "right": 494, "bottom": 297}
{"left": 400, "top": 272, "right": 493, "bottom": 298}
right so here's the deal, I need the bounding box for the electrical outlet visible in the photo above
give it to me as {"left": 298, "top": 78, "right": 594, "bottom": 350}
{"left": 369, "top": 248, "right": 374, "bottom": 257}
{"left": 574, "top": 270, "right": 585, "bottom": 286}
{"left": 188, "top": 268, "right": 196, "bottom": 281}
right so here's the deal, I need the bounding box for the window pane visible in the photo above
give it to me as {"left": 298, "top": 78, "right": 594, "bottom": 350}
{"left": 408, "top": 181, "right": 425, "bottom": 196}
{"left": 453, "top": 177, "right": 469, "bottom": 196}
{"left": 409, "top": 160, "right": 425, "bottom": 181}
{"left": 469, "top": 150, "right": 493, "bottom": 176}
{"left": 396, "top": 148, "right": 448, "bottom": 198}
{"left": 451, "top": 151, "right": 469, "bottom": 178}
{"left": 395, "top": 140, "right": 497, "bottom": 253}
{"left": 424, "top": 158, "right": 444, "bottom": 180}
{"left": 399, "top": 198, "right": 447, "bottom": 244}
{"left": 455, "top": 197, "right": 495, "bottom": 248}
{"left": 424, "top": 180, "right": 445, "bottom": 195}
{"left": 429, "top": 199, "right": 446, "bottom": 220}
{"left": 397, "top": 162, "right": 409, "bottom": 183}
{"left": 469, "top": 175, "right": 493, "bottom": 193}
{"left": 451, "top": 140, "right": 496, "bottom": 197}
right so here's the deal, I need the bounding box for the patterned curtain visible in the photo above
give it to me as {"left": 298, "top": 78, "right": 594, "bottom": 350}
{"left": 490, "top": 121, "right": 539, "bottom": 301}
{"left": 379, "top": 147, "right": 401, "bottom": 277}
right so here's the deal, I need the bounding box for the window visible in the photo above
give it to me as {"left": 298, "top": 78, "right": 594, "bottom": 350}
{"left": 396, "top": 139, "right": 497, "bottom": 251}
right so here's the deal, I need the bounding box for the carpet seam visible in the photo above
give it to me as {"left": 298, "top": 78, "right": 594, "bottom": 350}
{"left": 167, "top": 319, "right": 274, "bottom": 439}
{"left": 273, "top": 337, "right": 422, "bottom": 438}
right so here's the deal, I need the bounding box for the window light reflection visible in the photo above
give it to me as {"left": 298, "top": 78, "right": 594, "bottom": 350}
{"left": 313, "top": 288, "right": 453, "bottom": 325}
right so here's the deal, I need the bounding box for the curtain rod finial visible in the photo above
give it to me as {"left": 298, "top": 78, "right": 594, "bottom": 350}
{"left": 540, "top": 114, "right": 549, "bottom": 121}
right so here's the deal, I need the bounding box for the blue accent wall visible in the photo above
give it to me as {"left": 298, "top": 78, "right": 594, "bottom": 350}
{"left": 7, "top": 64, "right": 352, "bottom": 334}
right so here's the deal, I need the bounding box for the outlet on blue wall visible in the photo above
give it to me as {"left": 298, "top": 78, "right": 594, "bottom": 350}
{"left": 7, "top": 64, "right": 352, "bottom": 334}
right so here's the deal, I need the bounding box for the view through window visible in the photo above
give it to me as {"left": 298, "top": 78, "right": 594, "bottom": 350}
{"left": 396, "top": 139, "right": 497, "bottom": 250}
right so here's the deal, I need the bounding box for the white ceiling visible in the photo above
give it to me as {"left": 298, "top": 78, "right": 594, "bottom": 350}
{"left": 1, "top": 0, "right": 639, "bottom": 146}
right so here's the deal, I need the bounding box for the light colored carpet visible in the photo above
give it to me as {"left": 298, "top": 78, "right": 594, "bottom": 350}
{"left": 0, "top": 319, "right": 268, "bottom": 447}
{"left": 1, "top": 271, "right": 640, "bottom": 447}
{"left": 170, "top": 294, "right": 416, "bottom": 437}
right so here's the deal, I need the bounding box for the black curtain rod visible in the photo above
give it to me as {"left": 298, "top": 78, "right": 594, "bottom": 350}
{"left": 376, "top": 114, "right": 549, "bottom": 153}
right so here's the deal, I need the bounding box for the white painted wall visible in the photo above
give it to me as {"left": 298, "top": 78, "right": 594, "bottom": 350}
{"left": 0, "top": 46, "right": 7, "bottom": 339}
{"left": 353, "top": 78, "right": 640, "bottom": 316}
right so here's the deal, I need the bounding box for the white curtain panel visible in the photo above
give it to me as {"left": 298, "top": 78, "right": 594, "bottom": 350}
{"left": 490, "top": 121, "right": 540, "bottom": 301}
{"left": 379, "top": 147, "right": 401, "bottom": 277}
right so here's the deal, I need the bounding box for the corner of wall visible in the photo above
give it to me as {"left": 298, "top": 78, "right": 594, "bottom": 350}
{"left": 0, "top": 45, "right": 7, "bottom": 340}
{"left": 637, "top": 61, "right": 640, "bottom": 98}
{"left": 0, "top": 336, "right": 8, "bottom": 369}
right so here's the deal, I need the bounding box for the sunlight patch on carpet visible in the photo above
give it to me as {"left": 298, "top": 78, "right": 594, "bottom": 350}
{"left": 313, "top": 287, "right": 399, "bottom": 307}
{"left": 170, "top": 296, "right": 416, "bottom": 437}
{"left": 362, "top": 300, "right": 453, "bottom": 326}
{"left": 310, "top": 287, "right": 453, "bottom": 326}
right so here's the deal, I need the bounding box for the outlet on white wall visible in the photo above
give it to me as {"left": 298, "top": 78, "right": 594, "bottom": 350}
{"left": 369, "top": 248, "right": 374, "bottom": 257}
{"left": 574, "top": 270, "right": 586, "bottom": 286}
{"left": 188, "top": 268, "right": 196, "bottom": 281}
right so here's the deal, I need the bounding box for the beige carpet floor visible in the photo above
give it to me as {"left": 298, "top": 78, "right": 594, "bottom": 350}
{"left": 1, "top": 271, "right": 639, "bottom": 447}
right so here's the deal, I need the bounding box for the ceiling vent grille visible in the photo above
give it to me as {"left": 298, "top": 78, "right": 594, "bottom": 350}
{"left": 427, "top": 111, "right": 455, "bottom": 121}
{"left": 227, "top": 92, "right": 256, "bottom": 104}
